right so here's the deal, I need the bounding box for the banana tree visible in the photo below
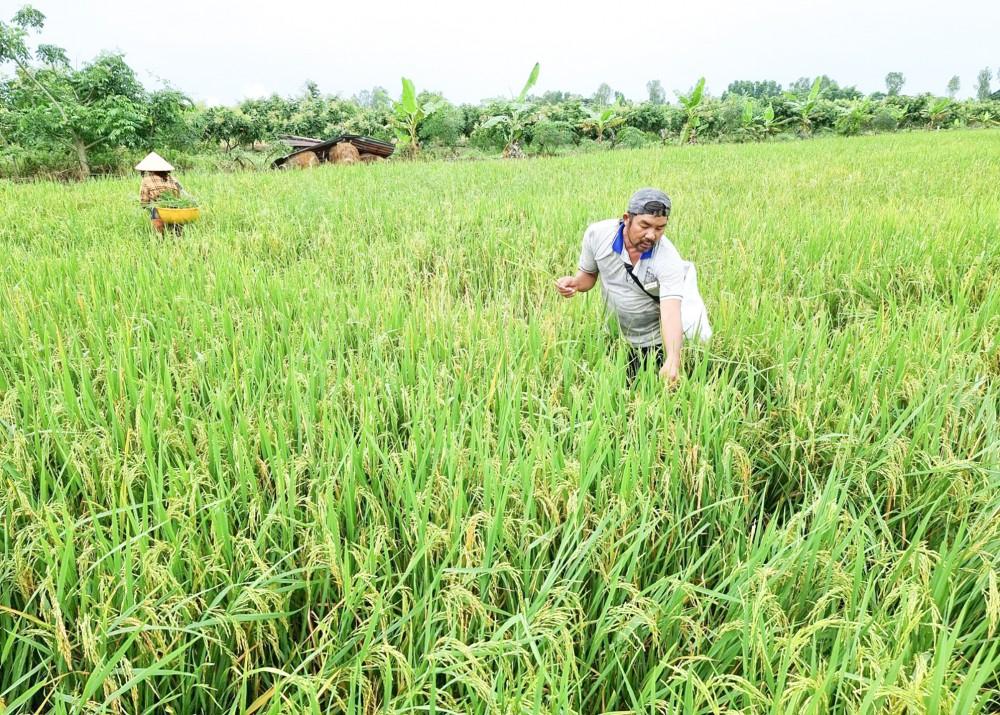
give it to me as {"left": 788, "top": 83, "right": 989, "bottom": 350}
{"left": 477, "top": 62, "right": 540, "bottom": 158}
{"left": 924, "top": 97, "right": 954, "bottom": 129}
{"left": 835, "top": 98, "right": 873, "bottom": 136}
{"left": 973, "top": 109, "right": 999, "bottom": 127}
{"left": 677, "top": 77, "right": 705, "bottom": 145}
{"left": 579, "top": 103, "right": 625, "bottom": 143}
{"left": 736, "top": 97, "right": 756, "bottom": 140}
{"left": 784, "top": 76, "right": 824, "bottom": 135}
{"left": 759, "top": 103, "right": 786, "bottom": 137}
{"left": 391, "top": 77, "right": 440, "bottom": 156}
{"left": 737, "top": 99, "right": 787, "bottom": 141}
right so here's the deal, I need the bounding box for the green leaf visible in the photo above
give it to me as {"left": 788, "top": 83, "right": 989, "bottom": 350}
{"left": 808, "top": 76, "right": 823, "bottom": 102}
{"left": 0, "top": 23, "right": 31, "bottom": 63}
{"left": 81, "top": 633, "right": 139, "bottom": 702}
{"left": 35, "top": 43, "right": 67, "bottom": 66}
{"left": 13, "top": 6, "right": 46, "bottom": 30}
{"left": 517, "top": 62, "right": 541, "bottom": 102}
{"left": 689, "top": 77, "right": 706, "bottom": 107}
{"left": 480, "top": 115, "right": 508, "bottom": 130}
{"left": 400, "top": 77, "right": 417, "bottom": 115}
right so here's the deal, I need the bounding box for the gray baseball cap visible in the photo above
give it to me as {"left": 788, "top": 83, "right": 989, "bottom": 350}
{"left": 627, "top": 187, "right": 671, "bottom": 216}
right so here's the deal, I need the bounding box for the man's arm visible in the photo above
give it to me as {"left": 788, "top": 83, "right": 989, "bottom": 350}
{"left": 555, "top": 270, "right": 597, "bottom": 297}
{"left": 659, "top": 298, "right": 683, "bottom": 383}
{"left": 557, "top": 226, "right": 600, "bottom": 297}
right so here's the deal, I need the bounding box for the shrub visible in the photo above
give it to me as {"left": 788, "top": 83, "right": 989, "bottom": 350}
{"left": 871, "top": 109, "right": 900, "bottom": 133}
{"left": 419, "top": 103, "right": 465, "bottom": 148}
{"left": 614, "top": 126, "right": 653, "bottom": 148}
{"left": 530, "top": 119, "right": 575, "bottom": 154}
{"left": 623, "top": 103, "right": 669, "bottom": 134}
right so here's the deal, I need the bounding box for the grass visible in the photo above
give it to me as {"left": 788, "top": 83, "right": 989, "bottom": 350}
{"left": 0, "top": 130, "right": 999, "bottom": 714}
{"left": 152, "top": 194, "right": 199, "bottom": 210}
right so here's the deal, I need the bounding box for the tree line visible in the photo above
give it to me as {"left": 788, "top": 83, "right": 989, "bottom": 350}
{"left": 2, "top": 6, "right": 999, "bottom": 179}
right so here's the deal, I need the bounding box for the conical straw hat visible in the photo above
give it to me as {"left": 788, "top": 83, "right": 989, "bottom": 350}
{"left": 135, "top": 151, "right": 174, "bottom": 172}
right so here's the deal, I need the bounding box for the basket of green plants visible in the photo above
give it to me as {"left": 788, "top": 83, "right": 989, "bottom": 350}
{"left": 155, "top": 194, "right": 201, "bottom": 224}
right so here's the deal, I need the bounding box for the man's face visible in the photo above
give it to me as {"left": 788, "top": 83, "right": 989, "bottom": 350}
{"left": 624, "top": 213, "right": 669, "bottom": 253}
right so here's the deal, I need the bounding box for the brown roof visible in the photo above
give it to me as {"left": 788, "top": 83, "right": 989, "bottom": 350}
{"left": 278, "top": 135, "right": 323, "bottom": 149}
{"left": 273, "top": 134, "right": 395, "bottom": 167}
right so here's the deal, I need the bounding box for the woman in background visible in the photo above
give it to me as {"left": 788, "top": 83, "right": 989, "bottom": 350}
{"left": 136, "top": 151, "right": 182, "bottom": 235}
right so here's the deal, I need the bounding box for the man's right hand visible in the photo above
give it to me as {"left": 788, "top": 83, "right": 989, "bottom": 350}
{"left": 554, "top": 276, "right": 578, "bottom": 298}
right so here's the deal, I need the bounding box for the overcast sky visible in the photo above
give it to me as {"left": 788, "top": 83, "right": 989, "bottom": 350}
{"left": 8, "top": 0, "right": 999, "bottom": 105}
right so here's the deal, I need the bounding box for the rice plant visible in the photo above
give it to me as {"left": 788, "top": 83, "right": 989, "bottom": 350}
{"left": 1, "top": 130, "right": 999, "bottom": 714}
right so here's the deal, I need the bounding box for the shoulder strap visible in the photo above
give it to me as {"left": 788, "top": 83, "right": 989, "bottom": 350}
{"left": 624, "top": 263, "right": 660, "bottom": 304}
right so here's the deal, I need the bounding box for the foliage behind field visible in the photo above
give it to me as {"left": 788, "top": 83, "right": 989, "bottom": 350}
{"left": 2, "top": 4, "right": 999, "bottom": 178}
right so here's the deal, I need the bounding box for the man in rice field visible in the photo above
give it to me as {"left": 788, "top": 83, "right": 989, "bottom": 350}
{"left": 136, "top": 151, "right": 183, "bottom": 236}
{"left": 555, "top": 188, "right": 710, "bottom": 383}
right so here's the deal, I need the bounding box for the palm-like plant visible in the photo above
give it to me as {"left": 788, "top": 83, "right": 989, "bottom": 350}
{"left": 924, "top": 97, "right": 955, "bottom": 130}
{"left": 677, "top": 77, "right": 706, "bottom": 145}
{"left": 579, "top": 103, "right": 625, "bottom": 143}
{"left": 477, "top": 62, "right": 540, "bottom": 158}
{"left": 835, "top": 99, "right": 873, "bottom": 136}
{"left": 973, "top": 109, "right": 1000, "bottom": 127}
{"left": 735, "top": 97, "right": 756, "bottom": 140}
{"left": 735, "top": 99, "right": 788, "bottom": 141}
{"left": 760, "top": 104, "right": 786, "bottom": 138}
{"left": 391, "top": 78, "right": 440, "bottom": 157}
{"left": 785, "top": 77, "right": 824, "bottom": 135}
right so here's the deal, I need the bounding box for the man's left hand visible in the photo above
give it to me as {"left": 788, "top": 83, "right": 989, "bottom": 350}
{"left": 659, "top": 359, "right": 680, "bottom": 386}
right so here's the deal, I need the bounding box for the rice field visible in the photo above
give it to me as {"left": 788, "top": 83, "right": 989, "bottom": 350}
{"left": 1, "top": 130, "right": 999, "bottom": 714}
